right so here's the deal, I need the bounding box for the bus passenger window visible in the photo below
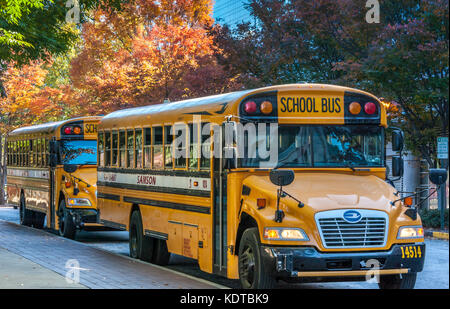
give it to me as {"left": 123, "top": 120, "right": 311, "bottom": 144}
{"left": 119, "top": 130, "right": 126, "bottom": 167}
{"left": 174, "top": 124, "right": 187, "bottom": 168}
{"left": 135, "top": 129, "right": 143, "bottom": 169}
{"left": 189, "top": 123, "right": 199, "bottom": 170}
{"left": 31, "top": 140, "right": 36, "bottom": 166}
{"left": 144, "top": 128, "right": 152, "bottom": 168}
{"left": 165, "top": 126, "right": 173, "bottom": 169}
{"left": 153, "top": 127, "right": 163, "bottom": 169}
{"left": 98, "top": 132, "right": 105, "bottom": 167}
{"left": 127, "top": 130, "right": 135, "bottom": 168}
{"left": 105, "top": 132, "right": 111, "bottom": 166}
{"left": 112, "top": 131, "right": 118, "bottom": 166}
{"left": 200, "top": 123, "right": 211, "bottom": 169}
{"left": 45, "top": 139, "right": 50, "bottom": 166}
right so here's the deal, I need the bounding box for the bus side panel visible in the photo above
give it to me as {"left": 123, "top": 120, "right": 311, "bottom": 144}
{"left": 98, "top": 196, "right": 125, "bottom": 228}
{"left": 6, "top": 178, "right": 20, "bottom": 206}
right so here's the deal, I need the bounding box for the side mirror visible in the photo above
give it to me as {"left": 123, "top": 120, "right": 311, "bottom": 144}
{"left": 392, "top": 130, "right": 404, "bottom": 152}
{"left": 392, "top": 156, "right": 404, "bottom": 177}
{"left": 49, "top": 140, "right": 59, "bottom": 154}
{"left": 270, "top": 169, "right": 295, "bottom": 186}
{"left": 63, "top": 164, "right": 78, "bottom": 174}
{"left": 49, "top": 153, "right": 58, "bottom": 168}
{"left": 429, "top": 168, "right": 448, "bottom": 185}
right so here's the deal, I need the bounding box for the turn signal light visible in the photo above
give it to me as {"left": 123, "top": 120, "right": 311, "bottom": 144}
{"left": 244, "top": 101, "right": 257, "bottom": 114}
{"left": 260, "top": 101, "right": 273, "bottom": 115}
{"left": 404, "top": 197, "right": 413, "bottom": 206}
{"left": 257, "top": 198, "right": 266, "bottom": 209}
{"left": 349, "top": 102, "right": 361, "bottom": 115}
{"left": 364, "top": 102, "right": 376, "bottom": 115}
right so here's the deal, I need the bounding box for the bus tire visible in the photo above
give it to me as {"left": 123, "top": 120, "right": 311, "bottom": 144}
{"left": 32, "top": 212, "right": 45, "bottom": 229}
{"left": 58, "top": 200, "right": 76, "bottom": 239}
{"left": 378, "top": 273, "right": 417, "bottom": 289}
{"left": 19, "top": 194, "right": 33, "bottom": 226}
{"left": 129, "top": 211, "right": 154, "bottom": 262}
{"left": 152, "top": 239, "right": 170, "bottom": 266}
{"left": 238, "top": 227, "right": 276, "bottom": 289}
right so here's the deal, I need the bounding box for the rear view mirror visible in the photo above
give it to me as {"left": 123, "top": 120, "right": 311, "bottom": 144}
{"left": 392, "top": 130, "right": 404, "bottom": 152}
{"left": 429, "top": 168, "right": 448, "bottom": 185}
{"left": 392, "top": 156, "right": 404, "bottom": 177}
{"left": 270, "top": 169, "right": 295, "bottom": 187}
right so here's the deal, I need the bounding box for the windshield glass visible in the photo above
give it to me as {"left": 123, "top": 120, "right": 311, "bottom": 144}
{"left": 241, "top": 125, "right": 384, "bottom": 168}
{"left": 59, "top": 140, "right": 97, "bottom": 165}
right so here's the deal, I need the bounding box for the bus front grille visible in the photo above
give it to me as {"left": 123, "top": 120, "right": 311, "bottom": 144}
{"left": 316, "top": 212, "right": 387, "bottom": 248}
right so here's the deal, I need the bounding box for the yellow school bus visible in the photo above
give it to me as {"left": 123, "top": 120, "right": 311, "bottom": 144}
{"left": 97, "top": 84, "right": 425, "bottom": 289}
{"left": 6, "top": 117, "right": 102, "bottom": 239}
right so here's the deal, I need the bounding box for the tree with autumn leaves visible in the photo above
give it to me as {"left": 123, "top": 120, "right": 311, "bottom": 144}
{"left": 69, "top": 0, "right": 241, "bottom": 115}
{"left": 215, "top": 0, "right": 448, "bottom": 167}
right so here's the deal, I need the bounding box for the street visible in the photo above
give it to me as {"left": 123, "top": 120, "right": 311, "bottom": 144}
{"left": 1, "top": 206, "right": 448, "bottom": 289}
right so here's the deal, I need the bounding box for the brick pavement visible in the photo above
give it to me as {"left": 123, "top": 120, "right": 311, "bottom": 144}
{"left": 0, "top": 220, "right": 224, "bottom": 289}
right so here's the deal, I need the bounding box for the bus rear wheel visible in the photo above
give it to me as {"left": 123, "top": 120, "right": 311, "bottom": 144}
{"left": 378, "top": 273, "right": 417, "bottom": 289}
{"left": 58, "top": 200, "right": 76, "bottom": 239}
{"left": 238, "top": 228, "right": 276, "bottom": 289}
{"left": 19, "top": 194, "right": 33, "bottom": 226}
{"left": 129, "top": 210, "right": 154, "bottom": 262}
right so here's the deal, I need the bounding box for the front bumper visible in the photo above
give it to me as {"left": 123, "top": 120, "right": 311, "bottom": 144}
{"left": 261, "top": 243, "right": 425, "bottom": 280}
{"left": 67, "top": 209, "right": 99, "bottom": 228}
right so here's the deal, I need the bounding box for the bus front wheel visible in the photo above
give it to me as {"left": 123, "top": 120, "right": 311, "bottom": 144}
{"left": 58, "top": 200, "right": 76, "bottom": 239}
{"left": 19, "top": 194, "right": 33, "bottom": 226}
{"left": 129, "top": 210, "right": 154, "bottom": 262}
{"left": 238, "top": 228, "right": 276, "bottom": 289}
{"left": 378, "top": 273, "right": 417, "bottom": 289}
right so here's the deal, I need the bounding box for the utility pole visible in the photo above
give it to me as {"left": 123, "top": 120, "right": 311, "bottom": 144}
{"left": 437, "top": 137, "right": 448, "bottom": 230}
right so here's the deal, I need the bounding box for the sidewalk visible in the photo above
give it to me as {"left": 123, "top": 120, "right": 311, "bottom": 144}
{"left": 0, "top": 220, "right": 225, "bottom": 289}
{"left": 0, "top": 248, "right": 86, "bottom": 289}
{"left": 425, "top": 229, "right": 449, "bottom": 240}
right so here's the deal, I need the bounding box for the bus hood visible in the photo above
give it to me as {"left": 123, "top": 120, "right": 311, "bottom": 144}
{"left": 243, "top": 172, "right": 396, "bottom": 213}
{"left": 70, "top": 167, "right": 97, "bottom": 187}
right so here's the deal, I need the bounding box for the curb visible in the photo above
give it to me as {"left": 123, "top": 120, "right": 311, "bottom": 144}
{"left": 425, "top": 230, "right": 449, "bottom": 240}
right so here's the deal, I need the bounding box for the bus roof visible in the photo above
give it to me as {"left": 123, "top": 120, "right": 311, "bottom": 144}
{"left": 8, "top": 116, "right": 102, "bottom": 137}
{"left": 99, "top": 84, "right": 381, "bottom": 129}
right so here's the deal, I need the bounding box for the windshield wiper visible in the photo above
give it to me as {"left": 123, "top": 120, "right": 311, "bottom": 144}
{"left": 344, "top": 161, "right": 356, "bottom": 172}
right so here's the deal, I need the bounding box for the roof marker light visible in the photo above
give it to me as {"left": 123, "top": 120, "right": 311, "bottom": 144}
{"left": 260, "top": 101, "right": 273, "bottom": 115}
{"left": 349, "top": 102, "right": 361, "bottom": 115}
{"left": 244, "top": 101, "right": 257, "bottom": 114}
{"left": 364, "top": 102, "right": 376, "bottom": 115}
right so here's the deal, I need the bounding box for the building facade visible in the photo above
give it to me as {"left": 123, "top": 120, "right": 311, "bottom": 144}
{"left": 213, "top": 0, "right": 254, "bottom": 27}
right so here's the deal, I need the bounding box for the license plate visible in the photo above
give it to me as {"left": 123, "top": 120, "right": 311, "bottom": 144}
{"left": 400, "top": 245, "right": 422, "bottom": 259}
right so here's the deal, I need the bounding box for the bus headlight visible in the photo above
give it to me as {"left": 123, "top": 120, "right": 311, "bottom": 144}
{"left": 67, "top": 198, "right": 92, "bottom": 207}
{"left": 397, "top": 226, "right": 424, "bottom": 239}
{"left": 263, "top": 228, "right": 309, "bottom": 241}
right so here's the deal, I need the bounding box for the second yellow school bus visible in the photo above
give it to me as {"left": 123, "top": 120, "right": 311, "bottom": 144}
{"left": 7, "top": 117, "right": 102, "bottom": 239}
{"left": 97, "top": 84, "right": 425, "bottom": 289}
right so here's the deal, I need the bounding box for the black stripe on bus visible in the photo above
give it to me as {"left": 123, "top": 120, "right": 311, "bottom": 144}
{"left": 123, "top": 196, "right": 211, "bottom": 215}
{"left": 144, "top": 230, "right": 169, "bottom": 240}
{"left": 97, "top": 181, "right": 211, "bottom": 198}
{"left": 97, "top": 193, "right": 121, "bottom": 201}
{"left": 98, "top": 167, "right": 211, "bottom": 178}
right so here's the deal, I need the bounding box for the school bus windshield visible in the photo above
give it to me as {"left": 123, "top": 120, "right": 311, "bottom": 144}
{"left": 241, "top": 125, "right": 384, "bottom": 168}
{"left": 60, "top": 140, "right": 97, "bottom": 165}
